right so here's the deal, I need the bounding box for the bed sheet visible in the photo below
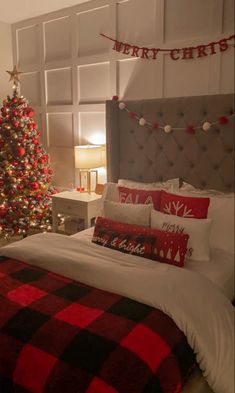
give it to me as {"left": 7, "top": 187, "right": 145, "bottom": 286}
{"left": 72, "top": 228, "right": 235, "bottom": 301}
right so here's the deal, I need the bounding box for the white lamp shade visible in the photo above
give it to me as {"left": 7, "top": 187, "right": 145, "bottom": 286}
{"left": 75, "top": 145, "right": 106, "bottom": 169}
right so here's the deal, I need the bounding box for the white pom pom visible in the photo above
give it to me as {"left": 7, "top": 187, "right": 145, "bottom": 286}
{"left": 139, "top": 117, "right": 146, "bottom": 126}
{"left": 119, "top": 102, "right": 126, "bottom": 110}
{"left": 202, "top": 121, "right": 211, "bottom": 131}
{"left": 164, "top": 125, "right": 172, "bottom": 133}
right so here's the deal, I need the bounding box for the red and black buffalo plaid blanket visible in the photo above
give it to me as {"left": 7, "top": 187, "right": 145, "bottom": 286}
{"left": 0, "top": 256, "right": 195, "bottom": 393}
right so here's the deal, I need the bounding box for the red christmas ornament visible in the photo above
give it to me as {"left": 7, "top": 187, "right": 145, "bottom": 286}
{"left": 186, "top": 125, "right": 195, "bottom": 134}
{"left": 36, "top": 194, "right": 42, "bottom": 200}
{"left": 17, "top": 147, "right": 26, "bottom": 157}
{"left": 152, "top": 122, "right": 158, "bottom": 130}
{"left": 218, "top": 116, "right": 229, "bottom": 124}
{"left": 112, "top": 95, "right": 119, "bottom": 101}
{"left": 13, "top": 121, "right": 19, "bottom": 128}
{"left": 30, "top": 181, "right": 39, "bottom": 190}
{"left": 35, "top": 148, "right": 41, "bottom": 154}
{"left": 32, "top": 162, "right": 38, "bottom": 169}
{"left": 0, "top": 205, "right": 8, "bottom": 217}
{"left": 48, "top": 169, "right": 53, "bottom": 175}
{"left": 17, "top": 184, "right": 24, "bottom": 190}
{"left": 41, "top": 168, "right": 47, "bottom": 174}
{"left": 28, "top": 109, "right": 34, "bottom": 118}
{"left": 12, "top": 98, "right": 18, "bottom": 104}
{"left": 13, "top": 110, "right": 18, "bottom": 116}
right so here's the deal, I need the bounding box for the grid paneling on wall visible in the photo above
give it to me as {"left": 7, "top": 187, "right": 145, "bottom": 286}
{"left": 12, "top": 0, "right": 234, "bottom": 189}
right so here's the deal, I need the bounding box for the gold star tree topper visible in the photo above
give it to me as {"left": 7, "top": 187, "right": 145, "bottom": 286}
{"left": 6, "top": 65, "right": 23, "bottom": 87}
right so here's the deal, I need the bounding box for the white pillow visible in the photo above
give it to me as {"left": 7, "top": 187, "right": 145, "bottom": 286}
{"left": 100, "top": 182, "right": 119, "bottom": 215}
{"left": 177, "top": 186, "right": 234, "bottom": 254}
{"left": 103, "top": 200, "right": 152, "bottom": 227}
{"left": 151, "top": 210, "right": 212, "bottom": 261}
{"left": 118, "top": 178, "right": 180, "bottom": 191}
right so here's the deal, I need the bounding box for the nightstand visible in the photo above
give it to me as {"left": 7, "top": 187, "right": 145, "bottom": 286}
{"left": 52, "top": 191, "right": 102, "bottom": 233}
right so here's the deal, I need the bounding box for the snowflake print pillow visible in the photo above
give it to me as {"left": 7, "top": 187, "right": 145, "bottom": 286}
{"left": 160, "top": 191, "right": 210, "bottom": 219}
{"left": 93, "top": 217, "right": 189, "bottom": 267}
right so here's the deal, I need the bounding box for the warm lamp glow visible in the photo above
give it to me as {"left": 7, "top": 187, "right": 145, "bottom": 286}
{"left": 74, "top": 145, "right": 106, "bottom": 193}
{"left": 75, "top": 145, "right": 106, "bottom": 169}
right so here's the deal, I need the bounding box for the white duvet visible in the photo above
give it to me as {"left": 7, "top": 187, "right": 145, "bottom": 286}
{"left": 0, "top": 232, "right": 234, "bottom": 393}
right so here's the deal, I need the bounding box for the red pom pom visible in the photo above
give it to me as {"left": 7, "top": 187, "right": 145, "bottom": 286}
{"left": 112, "top": 95, "right": 119, "bottom": 101}
{"left": 186, "top": 125, "right": 195, "bottom": 134}
{"left": 218, "top": 116, "right": 229, "bottom": 125}
{"left": 17, "top": 147, "right": 26, "bottom": 157}
{"left": 128, "top": 111, "right": 136, "bottom": 119}
{"left": 152, "top": 122, "right": 158, "bottom": 130}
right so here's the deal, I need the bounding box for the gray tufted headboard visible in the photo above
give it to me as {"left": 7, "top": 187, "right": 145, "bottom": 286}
{"left": 106, "top": 94, "right": 234, "bottom": 192}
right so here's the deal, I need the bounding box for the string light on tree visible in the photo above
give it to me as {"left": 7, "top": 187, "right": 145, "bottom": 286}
{"left": 0, "top": 66, "right": 57, "bottom": 239}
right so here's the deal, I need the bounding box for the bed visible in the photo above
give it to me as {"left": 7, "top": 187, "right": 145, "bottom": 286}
{"left": 0, "top": 93, "right": 234, "bottom": 393}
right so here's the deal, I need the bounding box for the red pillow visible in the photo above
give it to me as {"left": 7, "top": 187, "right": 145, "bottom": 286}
{"left": 160, "top": 191, "right": 210, "bottom": 219}
{"left": 118, "top": 186, "right": 161, "bottom": 210}
{"left": 92, "top": 217, "right": 189, "bottom": 267}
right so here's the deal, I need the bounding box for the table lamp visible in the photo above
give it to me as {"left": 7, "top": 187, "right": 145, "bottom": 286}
{"left": 74, "top": 145, "right": 106, "bottom": 193}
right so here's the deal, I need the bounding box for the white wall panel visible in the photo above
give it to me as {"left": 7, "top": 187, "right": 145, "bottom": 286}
{"left": 117, "top": 0, "right": 156, "bottom": 44}
{"left": 12, "top": 0, "right": 234, "bottom": 190}
{"left": 47, "top": 113, "right": 74, "bottom": 148}
{"left": 78, "top": 62, "right": 109, "bottom": 103}
{"left": 45, "top": 17, "right": 71, "bottom": 62}
{"left": 78, "top": 112, "right": 106, "bottom": 145}
{"left": 20, "top": 72, "right": 41, "bottom": 105}
{"left": 48, "top": 147, "right": 75, "bottom": 189}
{"left": 164, "top": 0, "right": 213, "bottom": 42}
{"left": 118, "top": 58, "right": 162, "bottom": 99}
{"left": 17, "top": 25, "right": 39, "bottom": 66}
{"left": 77, "top": 6, "right": 109, "bottom": 56}
{"left": 220, "top": 51, "right": 234, "bottom": 93}
{"left": 163, "top": 55, "right": 210, "bottom": 97}
{"left": 46, "top": 68, "right": 73, "bottom": 105}
{"left": 223, "top": 0, "right": 235, "bottom": 33}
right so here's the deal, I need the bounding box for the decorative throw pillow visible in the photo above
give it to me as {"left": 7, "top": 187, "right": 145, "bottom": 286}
{"left": 151, "top": 210, "right": 212, "bottom": 261}
{"left": 160, "top": 190, "right": 210, "bottom": 219}
{"left": 92, "top": 217, "right": 189, "bottom": 267}
{"left": 118, "top": 178, "right": 180, "bottom": 191}
{"left": 118, "top": 186, "right": 161, "bottom": 210}
{"left": 103, "top": 200, "right": 153, "bottom": 227}
{"left": 178, "top": 187, "right": 234, "bottom": 254}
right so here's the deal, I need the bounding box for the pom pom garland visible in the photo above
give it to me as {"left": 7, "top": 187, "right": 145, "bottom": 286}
{"left": 113, "top": 98, "right": 234, "bottom": 134}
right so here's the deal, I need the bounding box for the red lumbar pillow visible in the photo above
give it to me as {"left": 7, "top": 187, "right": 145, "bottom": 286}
{"left": 160, "top": 190, "right": 210, "bottom": 219}
{"left": 92, "top": 217, "right": 189, "bottom": 267}
{"left": 118, "top": 186, "right": 161, "bottom": 210}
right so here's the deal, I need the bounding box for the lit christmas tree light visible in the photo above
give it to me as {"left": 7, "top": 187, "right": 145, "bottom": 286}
{"left": 0, "top": 66, "right": 57, "bottom": 239}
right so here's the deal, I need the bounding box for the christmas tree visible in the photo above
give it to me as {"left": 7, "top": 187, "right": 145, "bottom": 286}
{"left": 0, "top": 66, "right": 56, "bottom": 239}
